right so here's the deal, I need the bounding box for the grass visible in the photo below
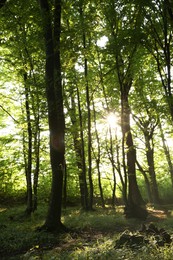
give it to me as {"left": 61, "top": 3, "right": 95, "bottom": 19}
{"left": 0, "top": 203, "right": 173, "bottom": 259}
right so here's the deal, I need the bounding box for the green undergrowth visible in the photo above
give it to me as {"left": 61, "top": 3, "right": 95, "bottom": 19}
{"left": 0, "top": 204, "right": 173, "bottom": 259}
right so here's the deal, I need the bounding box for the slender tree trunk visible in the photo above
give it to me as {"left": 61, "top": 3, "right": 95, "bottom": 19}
{"left": 145, "top": 135, "right": 160, "bottom": 204}
{"left": 121, "top": 132, "right": 128, "bottom": 205}
{"left": 79, "top": 5, "right": 93, "bottom": 210}
{"left": 32, "top": 77, "right": 41, "bottom": 211}
{"left": 76, "top": 86, "right": 89, "bottom": 210}
{"left": 116, "top": 134, "right": 127, "bottom": 204}
{"left": 106, "top": 127, "right": 117, "bottom": 207}
{"left": 96, "top": 47, "right": 119, "bottom": 207}
{"left": 64, "top": 83, "right": 89, "bottom": 209}
{"left": 24, "top": 72, "right": 33, "bottom": 215}
{"left": 63, "top": 162, "right": 67, "bottom": 208}
{"left": 39, "top": 0, "right": 65, "bottom": 232}
{"left": 85, "top": 48, "right": 93, "bottom": 211}
{"left": 75, "top": 138, "right": 89, "bottom": 209}
{"left": 92, "top": 100, "right": 105, "bottom": 208}
{"left": 33, "top": 127, "right": 40, "bottom": 211}
{"left": 159, "top": 120, "right": 173, "bottom": 187}
{"left": 136, "top": 160, "right": 152, "bottom": 203}
{"left": 133, "top": 113, "right": 160, "bottom": 204}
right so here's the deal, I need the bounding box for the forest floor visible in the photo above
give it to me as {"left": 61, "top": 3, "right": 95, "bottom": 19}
{"left": 1, "top": 203, "right": 173, "bottom": 259}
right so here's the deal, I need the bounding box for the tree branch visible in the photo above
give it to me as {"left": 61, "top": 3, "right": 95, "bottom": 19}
{"left": 0, "top": 104, "right": 19, "bottom": 123}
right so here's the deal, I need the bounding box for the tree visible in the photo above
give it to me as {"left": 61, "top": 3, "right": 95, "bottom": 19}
{"left": 159, "top": 119, "right": 173, "bottom": 188}
{"left": 92, "top": 99, "right": 105, "bottom": 208}
{"left": 142, "top": 0, "right": 173, "bottom": 122}
{"left": 102, "top": 0, "right": 147, "bottom": 218}
{"left": 64, "top": 78, "right": 89, "bottom": 210}
{"left": 0, "top": 0, "right": 46, "bottom": 212}
{"left": 79, "top": 1, "right": 94, "bottom": 210}
{"left": 133, "top": 113, "right": 160, "bottom": 204}
{"left": 2, "top": 0, "right": 173, "bottom": 219}
{"left": 39, "top": 0, "right": 66, "bottom": 231}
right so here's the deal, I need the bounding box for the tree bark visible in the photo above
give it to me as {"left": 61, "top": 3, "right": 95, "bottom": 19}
{"left": 145, "top": 134, "right": 160, "bottom": 204}
{"left": 121, "top": 90, "right": 147, "bottom": 219}
{"left": 133, "top": 114, "right": 160, "bottom": 205}
{"left": 33, "top": 128, "right": 40, "bottom": 211}
{"left": 24, "top": 72, "right": 33, "bottom": 215}
{"left": 92, "top": 100, "right": 105, "bottom": 208}
{"left": 76, "top": 86, "right": 89, "bottom": 209}
{"left": 136, "top": 159, "right": 152, "bottom": 203}
{"left": 106, "top": 127, "right": 117, "bottom": 207}
{"left": 79, "top": 4, "right": 93, "bottom": 210}
{"left": 39, "top": 0, "right": 65, "bottom": 232}
{"left": 64, "top": 82, "right": 89, "bottom": 210}
{"left": 159, "top": 119, "right": 173, "bottom": 188}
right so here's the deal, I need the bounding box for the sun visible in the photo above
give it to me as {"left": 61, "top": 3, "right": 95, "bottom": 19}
{"left": 107, "top": 113, "right": 117, "bottom": 129}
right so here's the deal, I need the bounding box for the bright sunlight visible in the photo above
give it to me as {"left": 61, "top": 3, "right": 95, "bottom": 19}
{"left": 107, "top": 112, "right": 118, "bottom": 129}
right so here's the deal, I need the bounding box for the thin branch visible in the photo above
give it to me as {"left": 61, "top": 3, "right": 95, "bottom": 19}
{"left": 0, "top": 104, "right": 19, "bottom": 123}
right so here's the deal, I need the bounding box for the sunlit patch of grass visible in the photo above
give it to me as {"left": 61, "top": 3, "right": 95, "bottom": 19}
{"left": 1, "top": 204, "right": 173, "bottom": 259}
{"left": 63, "top": 206, "right": 142, "bottom": 233}
{"left": 30, "top": 235, "right": 173, "bottom": 260}
{"left": 63, "top": 209, "right": 115, "bottom": 231}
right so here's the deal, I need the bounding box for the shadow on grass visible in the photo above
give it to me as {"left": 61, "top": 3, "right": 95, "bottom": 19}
{"left": 0, "top": 204, "right": 173, "bottom": 259}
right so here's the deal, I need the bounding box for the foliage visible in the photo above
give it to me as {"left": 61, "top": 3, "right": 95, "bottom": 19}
{"left": 0, "top": 0, "right": 173, "bottom": 232}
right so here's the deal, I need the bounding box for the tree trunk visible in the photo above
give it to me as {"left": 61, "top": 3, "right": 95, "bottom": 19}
{"left": 159, "top": 120, "right": 173, "bottom": 187}
{"left": 145, "top": 135, "right": 160, "bottom": 204}
{"left": 136, "top": 160, "right": 152, "bottom": 203}
{"left": 24, "top": 72, "right": 33, "bottom": 215}
{"left": 33, "top": 128, "right": 40, "bottom": 211}
{"left": 92, "top": 100, "right": 105, "bottom": 208}
{"left": 116, "top": 135, "right": 127, "bottom": 204}
{"left": 64, "top": 83, "right": 89, "bottom": 210}
{"left": 39, "top": 0, "right": 65, "bottom": 232}
{"left": 76, "top": 86, "right": 89, "bottom": 210}
{"left": 79, "top": 4, "right": 93, "bottom": 210}
{"left": 106, "top": 127, "right": 117, "bottom": 207}
{"left": 62, "top": 162, "right": 67, "bottom": 208}
{"left": 121, "top": 91, "right": 147, "bottom": 219}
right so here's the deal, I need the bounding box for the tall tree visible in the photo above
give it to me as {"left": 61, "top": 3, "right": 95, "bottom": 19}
{"left": 102, "top": 0, "right": 147, "bottom": 218}
{"left": 64, "top": 79, "right": 89, "bottom": 210}
{"left": 79, "top": 1, "right": 93, "bottom": 210}
{"left": 0, "top": 0, "right": 45, "bottom": 213}
{"left": 39, "top": 0, "right": 66, "bottom": 231}
{"left": 23, "top": 72, "right": 33, "bottom": 214}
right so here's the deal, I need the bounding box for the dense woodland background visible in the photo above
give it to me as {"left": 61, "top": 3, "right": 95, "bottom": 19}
{"left": 1, "top": 0, "right": 173, "bottom": 231}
